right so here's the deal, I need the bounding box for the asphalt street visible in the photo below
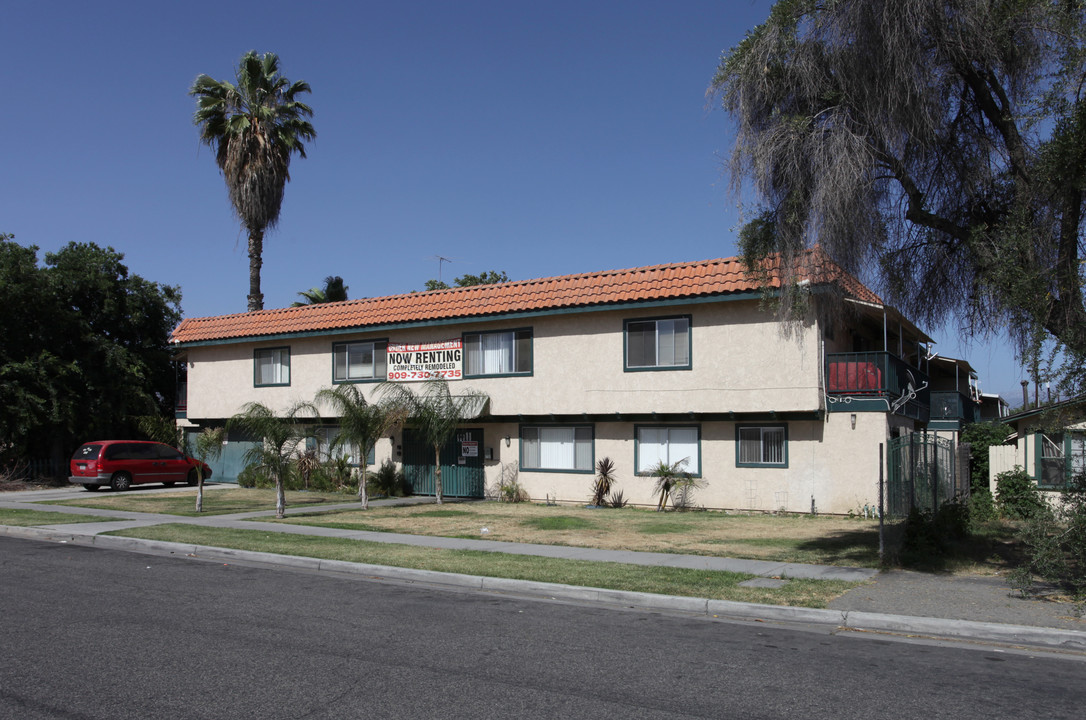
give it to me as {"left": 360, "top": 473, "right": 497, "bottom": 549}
{"left": 1, "top": 535, "right": 1083, "bottom": 720}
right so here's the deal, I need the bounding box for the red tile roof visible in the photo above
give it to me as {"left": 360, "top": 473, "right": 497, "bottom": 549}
{"left": 170, "top": 248, "right": 883, "bottom": 344}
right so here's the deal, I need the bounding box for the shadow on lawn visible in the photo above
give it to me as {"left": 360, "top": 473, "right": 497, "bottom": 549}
{"left": 795, "top": 520, "right": 1026, "bottom": 573}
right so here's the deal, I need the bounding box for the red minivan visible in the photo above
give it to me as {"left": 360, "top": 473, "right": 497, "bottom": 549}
{"left": 69, "top": 440, "right": 212, "bottom": 491}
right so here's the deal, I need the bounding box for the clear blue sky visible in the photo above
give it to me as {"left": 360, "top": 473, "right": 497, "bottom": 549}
{"left": 1, "top": 0, "right": 1026, "bottom": 400}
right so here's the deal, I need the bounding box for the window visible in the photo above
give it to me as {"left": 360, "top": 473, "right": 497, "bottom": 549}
{"left": 464, "top": 329, "right": 532, "bottom": 376}
{"left": 254, "top": 347, "right": 290, "bottom": 386}
{"left": 333, "top": 340, "right": 387, "bottom": 382}
{"left": 521, "top": 425, "right": 593, "bottom": 472}
{"left": 636, "top": 426, "right": 700, "bottom": 475}
{"left": 310, "top": 427, "right": 376, "bottom": 466}
{"left": 1037, "top": 432, "right": 1086, "bottom": 489}
{"left": 625, "top": 316, "right": 690, "bottom": 370}
{"left": 736, "top": 425, "right": 788, "bottom": 467}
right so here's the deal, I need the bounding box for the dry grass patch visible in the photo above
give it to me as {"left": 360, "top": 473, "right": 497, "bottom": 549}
{"left": 278, "top": 501, "right": 881, "bottom": 567}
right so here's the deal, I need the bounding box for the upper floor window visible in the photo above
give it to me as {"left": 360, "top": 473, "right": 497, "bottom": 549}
{"left": 254, "top": 347, "right": 290, "bottom": 387}
{"left": 636, "top": 426, "right": 700, "bottom": 475}
{"left": 521, "top": 425, "right": 593, "bottom": 472}
{"left": 464, "top": 329, "right": 532, "bottom": 377}
{"left": 736, "top": 424, "right": 788, "bottom": 467}
{"left": 625, "top": 316, "right": 690, "bottom": 371}
{"left": 333, "top": 340, "right": 387, "bottom": 383}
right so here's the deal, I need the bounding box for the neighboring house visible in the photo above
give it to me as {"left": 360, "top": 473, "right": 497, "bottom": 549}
{"left": 171, "top": 249, "right": 985, "bottom": 514}
{"left": 989, "top": 396, "right": 1086, "bottom": 494}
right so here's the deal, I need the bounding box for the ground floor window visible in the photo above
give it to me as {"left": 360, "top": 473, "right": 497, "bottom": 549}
{"left": 521, "top": 425, "right": 593, "bottom": 472}
{"left": 736, "top": 424, "right": 788, "bottom": 467}
{"left": 310, "top": 427, "right": 376, "bottom": 466}
{"left": 635, "top": 426, "right": 699, "bottom": 475}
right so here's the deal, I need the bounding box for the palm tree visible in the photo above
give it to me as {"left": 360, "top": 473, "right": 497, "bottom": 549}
{"left": 190, "top": 51, "right": 315, "bottom": 312}
{"left": 191, "top": 427, "right": 225, "bottom": 513}
{"left": 315, "top": 384, "right": 404, "bottom": 508}
{"left": 379, "top": 378, "right": 488, "bottom": 504}
{"left": 292, "top": 275, "right": 348, "bottom": 306}
{"left": 227, "top": 401, "right": 315, "bottom": 518}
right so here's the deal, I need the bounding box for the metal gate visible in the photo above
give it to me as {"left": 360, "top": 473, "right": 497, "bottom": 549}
{"left": 886, "top": 432, "right": 958, "bottom": 516}
{"left": 402, "top": 428, "right": 485, "bottom": 498}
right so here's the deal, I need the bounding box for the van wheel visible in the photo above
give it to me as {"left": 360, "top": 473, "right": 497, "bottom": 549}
{"left": 110, "top": 472, "right": 132, "bottom": 492}
{"left": 187, "top": 469, "right": 198, "bottom": 486}
{"left": 83, "top": 484, "right": 100, "bottom": 492}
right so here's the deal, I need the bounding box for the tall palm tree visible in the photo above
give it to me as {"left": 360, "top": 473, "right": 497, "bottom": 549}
{"left": 315, "top": 384, "right": 404, "bottom": 508}
{"left": 190, "top": 51, "right": 315, "bottom": 312}
{"left": 379, "top": 378, "right": 488, "bottom": 504}
{"left": 292, "top": 275, "right": 348, "bottom": 306}
{"left": 227, "top": 401, "right": 315, "bottom": 518}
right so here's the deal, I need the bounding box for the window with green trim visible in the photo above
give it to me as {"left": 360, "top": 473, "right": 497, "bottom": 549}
{"left": 736, "top": 425, "right": 787, "bottom": 467}
{"left": 309, "top": 427, "right": 377, "bottom": 466}
{"left": 333, "top": 340, "right": 387, "bottom": 382}
{"left": 464, "top": 329, "right": 532, "bottom": 376}
{"left": 254, "top": 347, "right": 290, "bottom": 387}
{"left": 1037, "top": 432, "right": 1086, "bottom": 489}
{"left": 625, "top": 316, "right": 690, "bottom": 370}
{"left": 521, "top": 425, "right": 593, "bottom": 472}
{"left": 636, "top": 426, "right": 700, "bottom": 475}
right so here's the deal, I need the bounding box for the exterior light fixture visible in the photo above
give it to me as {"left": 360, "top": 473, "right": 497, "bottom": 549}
{"left": 850, "top": 413, "right": 857, "bottom": 430}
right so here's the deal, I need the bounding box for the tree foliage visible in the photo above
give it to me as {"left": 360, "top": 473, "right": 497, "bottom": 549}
{"left": 293, "top": 275, "right": 348, "bottom": 306}
{"left": 314, "top": 384, "right": 404, "bottom": 508}
{"left": 378, "top": 378, "right": 488, "bottom": 504}
{"left": 711, "top": 0, "right": 1086, "bottom": 390}
{"left": 228, "top": 401, "right": 315, "bottom": 518}
{"left": 190, "top": 51, "right": 315, "bottom": 312}
{"left": 0, "top": 238, "right": 181, "bottom": 465}
{"left": 424, "top": 270, "right": 509, "bottom": 291}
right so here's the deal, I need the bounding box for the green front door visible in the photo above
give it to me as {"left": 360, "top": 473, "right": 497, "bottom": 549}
{"left": 403, "top": 428, "right": 485, "bottom": 498}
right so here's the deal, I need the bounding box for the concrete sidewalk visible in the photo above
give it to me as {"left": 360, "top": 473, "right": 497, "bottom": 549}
{"left": 3, "top": 486, "right": 1085, "bottom": 653}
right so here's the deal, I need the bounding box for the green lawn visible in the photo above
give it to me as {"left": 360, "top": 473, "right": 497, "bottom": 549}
{"left": 0, "top": 508, "right": 127, "bottom": 526}
{"left": 47, "top": 487, "right": 353, "bottom": 516}
{"left": 109, "top": 523, "right": 860, "bottom": 608}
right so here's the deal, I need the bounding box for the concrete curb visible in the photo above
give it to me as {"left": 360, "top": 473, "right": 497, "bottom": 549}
{"left": 5, "top": 524, "right": 1085, "bottom": 652}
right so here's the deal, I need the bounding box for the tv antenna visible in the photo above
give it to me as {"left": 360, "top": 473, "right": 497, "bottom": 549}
{"left": 432, "top": 255, "right": 454, "bottom": 283}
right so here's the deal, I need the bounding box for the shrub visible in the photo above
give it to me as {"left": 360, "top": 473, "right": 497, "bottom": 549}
{"left": 368, "top": 459, "right": 407, "bottom": 498}
{"left": 968, "top": 488, "right": 998, "bottom": 526}
{"left": 493, "top": 462, "right": 527, "bottom": 503}
{"left": 237, "top": 464, "right": 274, "bottom": 489}
{"left": 996, "top": 467, "right": 1049, "bottom": 520}
{"left": 608, "top": 489, "right": 629, "bottom": 508}
{"left": 1010, "top": 476, "right": 1086, "bottom": 608}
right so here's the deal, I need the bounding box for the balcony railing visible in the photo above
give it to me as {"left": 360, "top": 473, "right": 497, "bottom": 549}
{"left": 176, "top": 382, "right": 187, "bottom": 417}
{"left": 826, "top": 351, "right": 930, "bottom": 420}
{"left": 929, "top": 390, "right": 979, "bottom": 423}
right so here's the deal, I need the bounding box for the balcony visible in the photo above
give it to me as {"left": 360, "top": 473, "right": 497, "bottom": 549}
{"left": 826, "top": 352, "right": 930, "bottom": 420}
{"left": 929, "top": 390, "right": 979, "bottom": 429}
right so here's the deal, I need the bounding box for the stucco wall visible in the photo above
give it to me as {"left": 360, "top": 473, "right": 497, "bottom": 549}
{"left": 457, "top": 412, "right": 886, "bottom": 515}
{"left": 181, "top": 298, "right": 824, "bottom": 420}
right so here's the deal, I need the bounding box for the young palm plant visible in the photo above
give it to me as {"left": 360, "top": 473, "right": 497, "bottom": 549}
{"left": 315, "top": 384, "right": 403, "bottom": 509}
{"left": 378, "top": 378, "right": 488, "bottom": 504}
{"left": 650, "top": 458, "right": 700, "bottom": 511}
{"left": 228, "top": 401, "right": 315, "bottom": 518}
{"left": 191, "top": 426, "right": 225, "bottom": 513}
{"left": 591, "top": 457, "right": 617, "bottom": 507}
{"left": 190, "top": 51, "right": 315, "bottom": 312}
